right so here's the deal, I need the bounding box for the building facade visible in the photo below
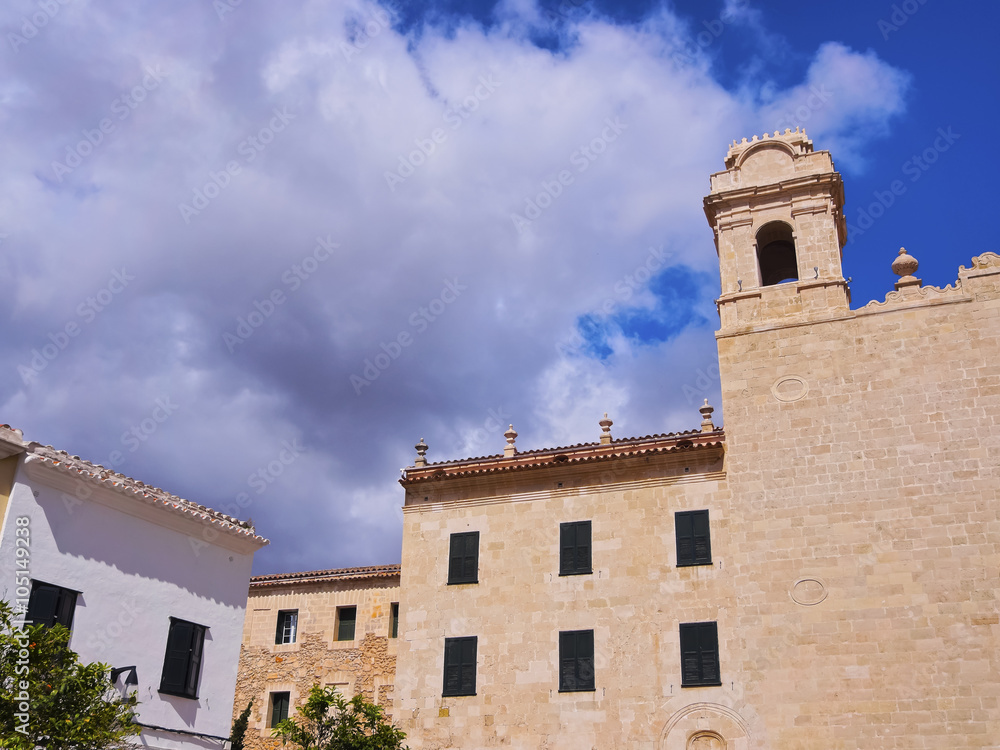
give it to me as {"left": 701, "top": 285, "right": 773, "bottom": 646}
{"left": 388, "top": 130, "right": 1000, "bottom": 748}
{"left": 233, "top": 565, "right": 400, "bottom": 750}
{"left": 0, "top": 425, "right": 269, "bottom": 750}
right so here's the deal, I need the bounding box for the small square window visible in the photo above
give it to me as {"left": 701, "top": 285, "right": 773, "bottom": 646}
{"left": 679, "top": 621, "right": 721, "bottom": 687}
{"left": 275, "top": 610, "right": 298, "bottom": 645}
{"left": 269, "top": 692, "right": 290, "bottom": 727}
{"left": 442, "top": 636, "right": 477, "bottom": 696}
{"left": 26, "top": 581, "right": 78, "bottom": 631}
{"left": 559, "top": 630, "right": 595, "bottom": 692}
{"left": 448, "top": 532, "right": 479, "bottom": 585}
{"left": 159, "top": 618, "right": 207, "bottom": 699}
{"left": 559, "top": 521, "right": 592, "bottom": 576}
{"left": 336, "top": 606, "right": 357, "bottom": 641}
{"left": 390, "top": 603, "right": 399, "bottom": 639}
{"left": 675, "top": 509, "right": 712, "bottom": 566}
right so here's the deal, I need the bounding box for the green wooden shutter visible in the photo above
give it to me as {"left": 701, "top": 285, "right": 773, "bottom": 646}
{"left": 698, "top": 622, "right": 719, "bottom": 684}
{"left": 692, "top": 511, "right": 711, "bottom": 564}
{"left": 27, "top": 583, "right": 58, "bottom": 628}
{"left": 443, "top": 637, "right": 477, "bottom": 696}
{"left": 675, "top": 512, "right": 694, "bottom": 565}
{"left": 449, "top": 532, "right": 479, "bottom": 584}
{"left": 559, "top": 523, "right": 574, "bottom": 575}
{"left": 576, "top": 522, "right": 592, "bottom": 573}
{"left": 160, "top": 620, "right": 194, "bottom": 694}
{"left": 338, "top": 607, "right": 356, "bottom": 640}
{"left": 185, "top": 624, "right": 205, "bottom": 697}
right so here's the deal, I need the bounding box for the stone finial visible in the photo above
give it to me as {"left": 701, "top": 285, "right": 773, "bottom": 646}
{"left": 892, "top": 247, "right": 921, "bottom": 290}
{"left": 700, "top": 399, "right": 716, "bottom": 433}
{"left": 503, "top": 425, "right": 518, "bottom": 457}
{"left": 599, "top": 413, "right": 613, "bottom": 445}
{"left": 414, "top": 438, "right": 428, "bottom": 466}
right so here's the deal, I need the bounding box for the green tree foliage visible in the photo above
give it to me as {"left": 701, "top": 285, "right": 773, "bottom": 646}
{"left": 231, "top": 700, "right": 253, "bottom": 750}
{"left": 274, "top": 685, "right": 408, "bottom": 750}
{"left": 0, "top": 600, "right": 140, "bottom": 750}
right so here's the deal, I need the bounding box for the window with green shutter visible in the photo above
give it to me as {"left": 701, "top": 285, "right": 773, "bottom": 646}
{"left": 448, "top": 531, "right": 479, "bottom": 584}
{"left": 26, "top": 581, "right": 78, "bottom": 631}
{"left": 159, "top": 618, "right": 207, "bottom": 698}
{"left": 390, "top": 603, "right": 399, "bottom": 639}
{"left": 336, "top": 606, "right": 357, "bottom": 641}
{"left": 269, "top": 692, "right": 290, "bottom": 727}
{"left": 442, "top": 636, "right": 477, "bottom": 696}
{"left": 679, "top": 621, "right": 721, "bottom": 687}
{"left": 558, "top": 630, "right": 595, "bottom": 692}
{"left": 675, "top": 509, "right": 712, "bottom": 566}
{"left": 559, "top": 520, "right": 592, "bottom": 575}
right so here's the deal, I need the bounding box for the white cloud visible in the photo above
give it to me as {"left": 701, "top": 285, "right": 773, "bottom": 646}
{"left": 0, "top": 0, "right": 912, "bottom": 572}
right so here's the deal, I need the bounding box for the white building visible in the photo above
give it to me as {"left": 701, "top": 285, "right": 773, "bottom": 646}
{"left": 0, "top": 424, "right": 268, "bottom": 750}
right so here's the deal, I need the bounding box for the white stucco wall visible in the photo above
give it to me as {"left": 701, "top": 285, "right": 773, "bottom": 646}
{"left": 0, "top": 454, "right": 263, "bottom": 750}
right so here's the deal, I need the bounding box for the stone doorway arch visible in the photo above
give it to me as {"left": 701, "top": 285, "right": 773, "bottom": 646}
{"left": 659, "top": 702, "right": 751, "bottom": 750}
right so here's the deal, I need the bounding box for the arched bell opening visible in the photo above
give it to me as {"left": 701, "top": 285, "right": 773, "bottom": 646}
{"left": 756, "top": 221, "right": 798, "bottom": 286}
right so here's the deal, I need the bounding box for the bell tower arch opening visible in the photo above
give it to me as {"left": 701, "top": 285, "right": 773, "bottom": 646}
{"left": 756, "top": 221, "right": 798, "bottom": 286}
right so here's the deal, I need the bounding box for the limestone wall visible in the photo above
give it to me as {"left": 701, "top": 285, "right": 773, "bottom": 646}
{"left": 395, "top": 449, "right": 737, "bottom": 749}
{"left": 233, "top": 573, "right": 400, "bottom": 750}
{"left": 716, "top": 253, "right": 1000, "bottom": 748}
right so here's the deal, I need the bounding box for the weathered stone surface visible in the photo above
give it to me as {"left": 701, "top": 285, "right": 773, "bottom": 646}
{"left": 233, "top": 569, "right": 400, "bottom": 749}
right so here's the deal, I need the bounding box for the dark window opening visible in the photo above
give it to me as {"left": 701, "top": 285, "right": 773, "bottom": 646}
{"left": 336, "top": 606, "right": 357, "bottom": 641}
{"left": 680, "top": 621, "right": 721, "bottom": 687}
{"left": 159, "top": 618, "right": 206, "bottom": 699}
{"left": 443, "top": 636, "right": 477, "bottom": 696}
{"left": 756, "top": 221, "right": 798, "bottom": 286}
{"left": 448, "top": 531, "right": 479, "bottom": 585}
{"left": 390, "top": 603, "right": 399, "bottom": 639}
{"left": 26, "top": 581, "right": 77, "bottom": 631}
{"left": 559, "top": 629, "right": 595, "bottom": 692}
{"left": 559, "top": 521, "right": 592, "bottom": 576}
{"left": 675, "top": 509, "right": 712, "bottom": 566}
{"left": 269, "top": 692, "right": 290, "bottom": 727}
{"left": 275, "top": 610, "right": 298, "bottom": 644}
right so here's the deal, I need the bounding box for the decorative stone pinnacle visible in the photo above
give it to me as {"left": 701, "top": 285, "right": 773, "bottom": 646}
{"left": 891, "top": 247, "right": 921, "bottom": 290}
{"left": 700, "top": 399, "right": 716, "bottom": 433}
{"left": 503, "top": 425, "right": 518, "bottom": 457}
{"left": 414, "top": 438, "right": 428, "bottom": 466}
{"left": 599, "top": 412, "right": 613, "bottom": 445}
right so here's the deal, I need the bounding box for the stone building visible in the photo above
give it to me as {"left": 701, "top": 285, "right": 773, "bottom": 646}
{"left": 233, "top": 564, "right": 400, "bottom": 749}
{"left": 390, "top": 129, "right": 1000, "bottom": 748}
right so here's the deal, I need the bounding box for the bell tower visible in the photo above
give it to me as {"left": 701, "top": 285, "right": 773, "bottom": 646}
{"left": 703, "top": 129, "right": 849, "bottom": 332}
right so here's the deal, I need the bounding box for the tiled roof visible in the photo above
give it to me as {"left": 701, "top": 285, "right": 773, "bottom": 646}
{"left": 250, "top": 564, "right": 401, "bottom": 587}
{"left": 19, "top": 439, "right": 268, "bottom": 546}
{"left": 400, "top": 428, "right": 724, "bottom": 485}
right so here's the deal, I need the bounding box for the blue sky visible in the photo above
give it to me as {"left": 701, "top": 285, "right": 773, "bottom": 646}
{"left": 1, "top": 0, "right": 996, "bottom": 574}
